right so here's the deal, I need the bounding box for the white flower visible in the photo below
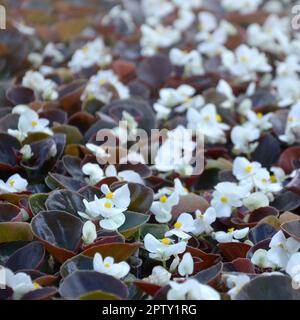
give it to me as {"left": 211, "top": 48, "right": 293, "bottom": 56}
{"left": 20, "top": 144, "right": 33, "bottom": 161}
{"left": 211, "top": 182, "right": 250, "bottom": 218}
{"left": 165, "top": 213, "right": 194, "bottom": 240}
{"left": 0, "top": 174, "right": 28, "bottom": 194}
{"left": 8, "top": 108, "right": 53, "bottom": 142}
{"left": 243, "top": 192, "right": 270, "bottom": 211}
{"left": 22, "top": 70, "right": 58, "bottom": 101}
{"left": 82, "top": 163, "right": 104, "bottom": 185}
{"left": 231, "top": 124, "right": 260, "bottom": 155}
{"left": 187, "top": 104, "right": 229, "bottom": 144}
{"left": 154, "top": 178, "right": 189, "bottom": 200}
{"left": 245, "top": 110, "right": 272, "bottom": 132}
{"left": 100, "top": 184, "right": 131, "bottom": 209}
{"left": 43, "top": 42, "right": 64, "bottom": 63}
{"left": 267, "top": 231, "right": 300, "bottom": 269}
{"left": 272, "top": 76, "right": 300, "bottom": 107}
{"left": 5, "top": 268, "right": 38, "bottom": 300}
{"left": 144, "top": 233, "right": 186, "bottom": 262}
{"left": 86, "top": 143, "right": 110, "bottom": 159}
{"left": 197, "top": 28, "right": 227, "bottom": 57}
{"left": 140, "top": 24, "right": 181, "bottom": 56}
{"left": 279, "top": 102, "right": 300, "bottom": 145}
{"left": 216, "top": 80, "right": 236, "bottom": 109}
{"left": 286, "top": 253, "right": 300, "bottom": 289}
{"left": 141, "top": 0, "right": 174, "bottom": 25}
{"left": 169, "top": 49, "right": 204, "bottom": 77}
{"left": 221, "top": 45, "right": 271, "bottom": 82}
{"left": 151, "top": 190, "right": 180, "bottom": 223}
{"left": 81, "top": 70, "right": 129, "bottom": 104}
{"left": 68, "top": 38, "right": 112, "bottom": 73}
{"left": 143, "top": 266, "right": 171, "bottom": 286}
{"left": 233, "top": 157, "right": 262, "bottom": 181}
{"left": 112, "top": 111, "right": 138, "bottom": 144}
{"left": 221, "top": 0, "right": 263, "bottom": 14}
{"left": 178, "top": 252, "right": 194, "bottom": 277}
{"left": 105, "top": 164, "right": 144, "bottom": 185}
{"left": 154, "top": 126, "right": 196, "bottom": 175}
{"left": 167, "top": 279, "right": 220, "bottom": 300}
{"left": 78, "top": 196, "right": 103, "bottom": 220}
{"left": 196, "top": 11, "right": 218, "bottom": 37}
{"left": 93, "top": 253, "right": 130, "bottom": 279}
{"left": 225, "top": 274, "right": 251, "bottom": 300}
{"left": 82, "top": 221, "right": 97, "bottom": 245}
{"left": 252, "top": 168, "right": 282, "bottom": 195}
{"left": 213, "top": 227, "right": 249, "bottom": 243}
{"left": 173, "top": 8, "right": 195, "bottom": 32}
{"left": 102, "top": 5, "right": 135, "bottom": 33}
{"left": 251, "top": 249, "right": 276, "bottom": 269}
{"left": 192, "top": 207, "right": 216, "bottom": 236}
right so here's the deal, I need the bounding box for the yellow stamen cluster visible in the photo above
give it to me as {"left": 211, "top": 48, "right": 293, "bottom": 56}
{"left": 174, "top": 222, "right": 183, "bottom": 229}
{"left": 256, "top": 112, "right": 263, "bottom": 119}
{"left": 220, "top": 196, "right": 228, "bottom": 204}
{"left": 31, "top": 120, "right": 38, "bottom": 128}
{"left": 228, "top": 228, "right": 235, "bottom": 233}
{"left": 160, "top": 195, "right": 168, "bottom": 203}
{"left": 105, "top": 191, "right": 114, "bottom": 200}
{"left": 161, "top": 238, "right": 171, "bottom": 245}
{"left": 9, "top": 180, "right": 15, "bottom": 187}
{"left": 270, "top": 175, "right": 277, "bottom": 183}
{"left": 99, "top": 79, "right": 107, "bottom": 86}
{"left": 245, "top": 165, "right": 253, "bottom": 173}
{"left": 104, "top": 202, "right": 112, "bottom": 209}
{"left": 104, "top": 263, "right": 111, "bottom": 268}
{"left": 215, "top": 114, "right": 222, "bottom": 122}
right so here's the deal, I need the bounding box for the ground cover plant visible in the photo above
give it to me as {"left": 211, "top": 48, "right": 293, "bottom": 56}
{"left": 1, "top": 0, "right": 300, "bottom": 300}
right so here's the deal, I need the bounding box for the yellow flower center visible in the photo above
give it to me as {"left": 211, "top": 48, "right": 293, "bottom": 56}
{"left": 262, "top": 178, "right": 268, "bottom": 184}
{"left": 99, "top": 79, "right": 107, "bottom": 86}
{"left": 185, "top": 97, "right": 193, "bottom": 103}
{"left": 228, "top": 227, "right": 235, "bottom": 233}
{"left": 105, "top": 191, "right": 114, "bottom": 200}
{"left": 33, "top": 282, "right": 40, "bottom": 289}
{"left": 9, "top": 180, "right": 15, "bottom": 187}
{"left": 174, "top": 222, "right": 183, "bottom": 229}
{"left": 240, "top": 55, "right": 248, "bottom": 63}
{"left": 270, "top": 175, "right": 277, "bottom": 183}
{"left": 256, "top": 112, "right": 263, "bottom": 119}
{"left": 204, "top": 115, "right": 211, "bottom": 122}
{"left": 82, "top": 46, "right": 89, "bottom": 53}
{"left": 198, "top": 24, "right": 204, "bottom": 32}
{"left": 288, "top": 116, "right": 294, "bottom": 123}
{"left": 215, "top": 114, "right": 222, "bottom": 122}
{"left": 220, "top": 196, "right": 228, "bottom": 204}
{"left": 161, "top": 238, "right": 171, "bottom": 245}
{"left": 160, "top": 195, "right": 168, "bottom": 203}
{"left": 104, "top": 202, "right": 112, "bottom": 209}
{"left": 245, "top": 165, "right": 253, "bottom": 173}
{"left": 31, "top": 120, "right": 38, "bottom": 128}
{"left": 104, "top": 263, "right": 111, "bottom": 268}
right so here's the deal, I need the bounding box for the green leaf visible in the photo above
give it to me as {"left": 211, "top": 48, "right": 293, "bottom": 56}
{"left": 29, "top": 194, "right": 48, "bottom": 216}
{"left": 119, "top": 211, "right": 150, "bottom": 238}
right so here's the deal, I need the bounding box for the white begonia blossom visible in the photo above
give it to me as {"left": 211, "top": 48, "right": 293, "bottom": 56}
{"left": 245, "top": 110, "right": 272, "bottom": 132}
{"left": 140, "top": 24, "right": 181, "bottom": 56}
{"left": 165, "top": 213, "right": 195, "bottom": 240}
{"left": 167, "top": 279, "right": 220, "bottom": 300}
{"left": 143, "top": 266, "right": 171, "bottom": 286}
{"left": 43, "top": 42, "right": 64, "bottom": 63}
{"left": 154, "top": 178, "right": 189, "bottom": 200}
{"left": 169, "top": 49, "right": 204, "bottom": 77}
{"left": 155, "top": 125, "right": 196, "bottom": 176}
{"left": 144, "top": 233, "right": 186, "bottom": 262}
{"left": 8, "top": 108, "right": 53, "bottom": 142}
{"left": 20, "top": 144, "right": 33, "bottom": 161}
{"left": 81, "top": 70, "right": 129, "bottom": 104}
{"left": 221, "top": 0, "right": 263, "bottom": 14}
{"left": 100, "top": 184, "right": 131, "bottom": 209}
{"left": 178, "top": 252, "right": 194, "bottom": 277}
{"left": 233, "top": 157, "right": 262, "bottom": 181}
{"left": 112, "top": 111, "right": 138, "bottom": 145}
{"left": 216, "top": 79, "right": 236, "bottom": 109}
{"left": 211, "top": 182, "right": 250, "bottom": 218}
{"left": 82, "top": 163, "right": 104, "bottom": 185}
{"left": 272, "top": 76, "right": 300, "bottom": 107}
{"left": 225, "top": 274, "right": 251, "bottom": 300}
{"left": 276, "top": 55, "right": 300, "bottom": 78}
{"left": 82, "top": 221, "right": 97, "bottom": 245}
{"left": 151, "top": 190, "right": 180, "bottom": 223}
{"left": 187, "top": 104, "right": 229, "bottom": 144}
{"left": 231, "top": 124, "right": 260, "bottom": 155}
{"left": 221, "top": 45, "right": 271, "bottom": 82}
{"left": 252, "top": 168, "right": 282, "bottom": 195}
{"left": 172, "top": 0, "right": 203, "bottom": 10}
{"left": 78, "top": 196, "right": 104, "bottom": 220}
{"left": 279, "top": 102, "right": 300, "bottom": 145}
{"left": 0, "top": 174, "right": 28, "bottom": 194}
{"left": 93, "top": 253, "right": 130, "bottom": 279}
{"left": 86, "top": 143, "right": 110, "bottom": 159}
{"left": 153, "top": 85, "right": 204, "bottom": 119}
{"left": 213, "top": 227, "right": 249, "bottom": 243}
{"left": 197, "top": 28, "right": 227, "bottom": 57}
{"left": 196, "top": 11, "right": 218, "bottom": 37}
{"left": 173, "top": 8, "right": 195, "bottom": 32}
{"left": 4, "top": 268, "right": 39, "bottom": 300}
{"left": 251, "top": 249, "right": 276, "bottom": 269}
{"left": 141, "top": 0, "right": 174, "bottom": 25}
{"left": 68, "top": 38, "right": 112, "bottom": 73}
{"left": 22, "top": 70, "right": 58, "bottom": 101}
{"left": 286, "top": 253, "right": 300, "bottom": 289}
{"left": 267, "top": 231, "right": 300, "bottom": 269}
{"left": 105, "top": 164, "right": 144, "bottom": 185}
{"left": 192, "top": 207, "right": 217, "bottom": 236}
{"left": 243, "top": 192, "right": 270, "bottom": 211}
{"left": 270, "top": 167, "right": 287, "bottom": 184}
